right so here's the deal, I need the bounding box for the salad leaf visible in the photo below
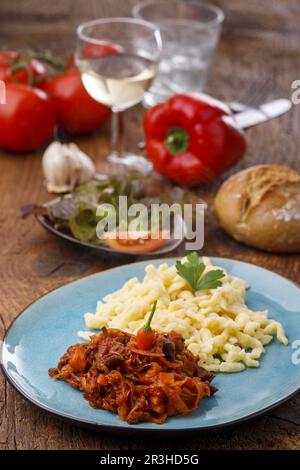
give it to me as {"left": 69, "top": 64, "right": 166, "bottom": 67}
{"left": 69, "top": 209, "right": 102, "bottom": 244}
{"left": 23, "top": 172, "right": 206, "bottom": 246}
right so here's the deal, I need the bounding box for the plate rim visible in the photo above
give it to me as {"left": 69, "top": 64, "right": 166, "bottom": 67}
{"left": 2, "top": 256, "right": 300, "bottom": 434}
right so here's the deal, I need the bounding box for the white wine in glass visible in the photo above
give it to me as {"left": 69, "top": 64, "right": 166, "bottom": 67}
{"left": 76, "top": 18, "right": 162, "bottom": 173}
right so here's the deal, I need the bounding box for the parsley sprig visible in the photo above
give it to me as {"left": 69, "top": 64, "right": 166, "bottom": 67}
{"left": 176, "top": 252, "right": 225, "bottom": 293}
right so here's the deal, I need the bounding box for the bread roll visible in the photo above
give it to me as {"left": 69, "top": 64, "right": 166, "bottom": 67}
{"left": 214, "top": 165, "right": 300, "bottom": 253}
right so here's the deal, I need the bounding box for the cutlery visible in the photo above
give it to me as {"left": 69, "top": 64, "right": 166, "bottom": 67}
{"left": 234, "top": 98, "right": 292, "bottom": 129}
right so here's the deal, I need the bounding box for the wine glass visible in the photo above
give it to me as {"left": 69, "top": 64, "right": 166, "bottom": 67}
{"left": 76, "top": 18, "right": 162, "bottom": 173}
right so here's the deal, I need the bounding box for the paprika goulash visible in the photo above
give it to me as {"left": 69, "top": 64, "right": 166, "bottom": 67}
{"left": 49, "top": 327, "right": 217, "bottom": 424}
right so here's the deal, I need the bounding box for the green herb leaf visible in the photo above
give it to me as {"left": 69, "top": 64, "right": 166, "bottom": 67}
{"left": 176, "top": 252, "right": 205, "bottom": 291}
{"left": 176, "top": 252, "right": 225, "bottom": 293}
{"left": 25, "top": 174, "right": 205, "bottom": 248}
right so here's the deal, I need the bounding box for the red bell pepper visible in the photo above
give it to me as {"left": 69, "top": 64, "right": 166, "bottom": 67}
{"left": 144, "top": 93, "right": 246, "bottom": 187}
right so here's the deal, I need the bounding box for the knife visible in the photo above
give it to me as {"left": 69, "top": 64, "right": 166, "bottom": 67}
{"left": 234, "top": 98, "right": 292, "bottom": 129}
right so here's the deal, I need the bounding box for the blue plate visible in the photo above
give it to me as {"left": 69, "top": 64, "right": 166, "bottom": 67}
{"left": 1, "top": 258, "right": 300, "bottom": 435}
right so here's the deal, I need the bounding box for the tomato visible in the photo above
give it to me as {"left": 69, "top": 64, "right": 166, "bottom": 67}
{"left": 104, "top": 231, "right": 168, "bottom": 254}
{"left": 41, "top": 69, "right": 111, "bottom": 134}
{"left": 0, "top": 83, "right": 56, "bottom": 152}
{"left": 0, "top": 51, "right": 46, "bottom": 84}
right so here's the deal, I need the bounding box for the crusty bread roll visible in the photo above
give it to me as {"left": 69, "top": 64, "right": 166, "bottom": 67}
{"left": 214, "top": 164, "right": 300, "bottom": 253}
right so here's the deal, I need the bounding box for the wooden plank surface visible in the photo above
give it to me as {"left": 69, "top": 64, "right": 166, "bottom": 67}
{"left": 0, "top": 0, "right": 300, "bottom": 450}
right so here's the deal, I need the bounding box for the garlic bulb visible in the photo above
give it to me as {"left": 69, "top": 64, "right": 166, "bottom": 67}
{"left": 42, "top": 141, "right": 95, "bottom": 193}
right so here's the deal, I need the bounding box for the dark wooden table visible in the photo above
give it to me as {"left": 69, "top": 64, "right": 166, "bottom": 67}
{"left": 1, "top": 0, "right": 300, "bottom": 450}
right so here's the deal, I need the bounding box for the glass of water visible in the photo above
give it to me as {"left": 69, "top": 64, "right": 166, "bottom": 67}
{"left": 132, "top": 0, "right": 224, "bottom": 107}
{"left": 76, "top": 18, "right": 161, "bottom": 172}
